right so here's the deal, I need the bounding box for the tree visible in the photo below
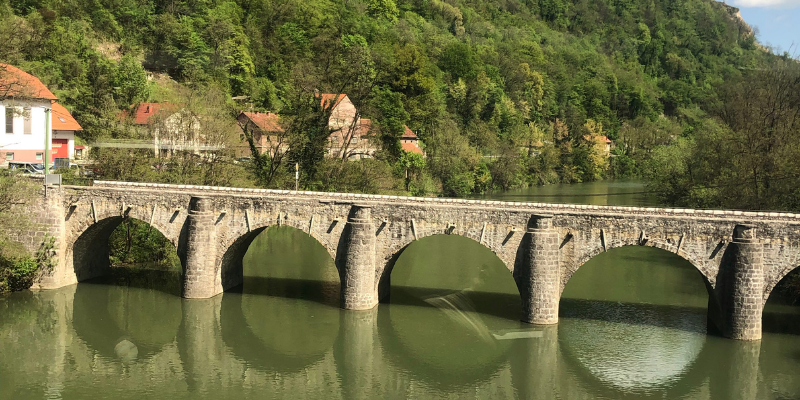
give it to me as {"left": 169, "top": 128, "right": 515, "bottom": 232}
{"left": 645, "top": 61, "right": 800, "bottom": 210}
{"left": 114, "top": 55, "right": 150, "bottom": 106}
{"left": 396, "top": 151, "right": 425, "bottom": 191}
{"left": 373, "top": 86, "right": 409, "bottom": 160}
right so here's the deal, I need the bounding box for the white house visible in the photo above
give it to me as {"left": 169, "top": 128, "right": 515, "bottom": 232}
{"left": 0, "top": 64, "right": 81, "bottom": 166}
{"left": 122, "top": 103, "right": 208, "bottom": 156}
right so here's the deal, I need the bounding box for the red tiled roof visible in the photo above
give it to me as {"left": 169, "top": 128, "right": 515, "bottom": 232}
{"left": 51, "top": 102, "right": 82, "bottom": 131}
{"left": 402, "top": 141, "right": 423, "bottom": 155}
{"left": 241, "top": 111, "right": 283, "bottom": 132}
{"left": 402, "top": 125, "right": 418, "bottom": 139}
{"left": 75, "top": 145, "right": 85, "bottom": 150}
{"left": 123, "top": 103, "right": 177, "bottom": 125}
{"left": 319, "top": 93, "right": 347, "bottom": 109}
{"left": 583, "top": 134, "right": 613, "bottom": 144}
{"left": 0, "top": 64, "right": 57, "bottom": 100}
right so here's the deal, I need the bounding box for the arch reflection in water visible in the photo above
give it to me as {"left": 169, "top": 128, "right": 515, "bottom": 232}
{"left": 559, "top": 246, "right": 710, "bottom": 397}
{"left": 5, "top": 248, "right": 800, "bottom": 398}
{"left": 382, "top": 234, "right": 530, "bottom": 387}
{"left": 73, "top": 282, "right": 183, "bottom": 360}
{"left": 222, "top": 225, "right": 341, "bottom": 372}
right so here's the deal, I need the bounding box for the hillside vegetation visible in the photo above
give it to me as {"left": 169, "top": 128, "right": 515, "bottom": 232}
{"left": 1, "top": 0, "right": 796, "bottom": 206}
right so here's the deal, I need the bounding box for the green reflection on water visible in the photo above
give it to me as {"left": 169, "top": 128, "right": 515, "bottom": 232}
{"left": 2, "top": 181, "right": 800, "bottom": 399}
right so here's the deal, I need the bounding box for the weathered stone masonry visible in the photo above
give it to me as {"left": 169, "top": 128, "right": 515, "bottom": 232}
{"left": 26, "top": 181, "right": 800, "bottom": 341}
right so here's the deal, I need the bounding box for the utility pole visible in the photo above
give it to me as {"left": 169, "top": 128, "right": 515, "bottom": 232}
{"left": 44, "top": 103, "right": 51, "bottom": 172}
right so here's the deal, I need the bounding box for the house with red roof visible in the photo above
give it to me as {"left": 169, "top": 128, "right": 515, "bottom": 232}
{"left": 121, "top": 102, "right": 204, "bottom": 156}
{"left": 51, "top": 102, "right": 83, "bottom": 163}
{"left": 401, "top": 125, "right": 424, "bottom": 156}
{"left": 0, "top": 64, "right": 82, "bottom": 166}
{"left": 320, "top": 93, "right": 377, "bottom": 159}
{"left": 235, "top": 111, "right": 287, "bottom": 158}
{"left": 583, "top": 134, "right": 614, "bottom": 155}
{"left": 238, "top": 93, "right": 381, "bottom": 160}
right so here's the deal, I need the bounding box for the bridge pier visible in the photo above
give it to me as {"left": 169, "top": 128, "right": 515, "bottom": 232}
{"left": 182, "top": 197, "right": 219, "bottom": 299}
{"left": 336, "top": 205, "right": 378, "bottom": 310}
{"left": 717, "top": 224, "right": 764, "bottom": 341}
{"left": 514, "top": 215, "right": 561, "bottom": 325}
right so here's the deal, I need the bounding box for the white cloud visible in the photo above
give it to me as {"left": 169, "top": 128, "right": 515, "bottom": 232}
{"left": 729, "top": 0, "right": 800, "bottom": 8}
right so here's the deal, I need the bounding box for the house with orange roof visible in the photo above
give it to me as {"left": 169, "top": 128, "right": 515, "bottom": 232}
{"left": 0, "top": 64, "right": 82, "bottom": 166}
{"left": 238, "top": 93, "right": 380, "bottom": 160}
{"left": 401, "top": 125, "right": 424, "bottom": 156}
{"left": 51, "top": 102, "right": 83, "bottom": 163}
{"left": 236, "top": 111, "right": 287, "bottom": 158}
{"left": 319, "top": 93, "right": 377, "bottom": 159}
{"left": 121, "top": 102, "right": 204, "bottom": 156}
{"left": 583, "top": 134, "right": 614, "bottom": 155}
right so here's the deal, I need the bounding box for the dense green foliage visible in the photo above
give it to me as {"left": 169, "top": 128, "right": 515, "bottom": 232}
{"left": 0, "top": 0, "right": 784, "bottom": 196}
{"left": 108, "top": 218, "right": 181, "bottom": 271}
{"left": 645, "top": 60, "right": 800, "bottom": 211}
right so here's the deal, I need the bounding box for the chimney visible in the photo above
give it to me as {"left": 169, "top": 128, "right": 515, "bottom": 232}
{"left": 146, "top": 105, "right": 152, "bottom": 113}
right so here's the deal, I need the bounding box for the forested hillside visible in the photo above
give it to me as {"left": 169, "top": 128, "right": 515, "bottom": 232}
{"left": 1, "top": 0, "right": 795, "bottom": 205}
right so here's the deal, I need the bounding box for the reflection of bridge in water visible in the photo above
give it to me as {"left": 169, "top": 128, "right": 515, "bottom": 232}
{"left": 0, "top": 282, "right": 788, "bottom": 400}
{"left": 21, "top": 181, "right": 800, "bottom": 341}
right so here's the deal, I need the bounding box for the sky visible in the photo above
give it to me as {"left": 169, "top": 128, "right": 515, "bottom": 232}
{"left": 722, "top": 0, "right": 800, "bottom": 56}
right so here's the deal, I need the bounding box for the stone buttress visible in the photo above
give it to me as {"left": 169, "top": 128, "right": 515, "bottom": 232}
{"left": 514, "top": 214, "right": 561, "bottom": 325}
{"left": 336, "top": 205, "right": 378, "bottom": 310}
{"left": 717, "top": 224, "right": 764, "bottom": 340}
{"left": 183, "top": 197, "right": 219, "bottom": 299}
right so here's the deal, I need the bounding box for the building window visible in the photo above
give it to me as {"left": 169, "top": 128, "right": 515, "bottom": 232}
{"left": 76, "top": 149, "right": 83, "bottom": 158}
{"left": 23, "top": 107, "right": 32, "bottom": 135}
{"left": 5, "top": 152, "right": 13, "bottom": 161}
{"left": 5, "top": 108, "right": 13, "bottom": 134}
{"left": 36, "top": 153, "right": 43, "bottom": 161}
{"left": 351, "top": 136, "right": 359, "bottom": 144}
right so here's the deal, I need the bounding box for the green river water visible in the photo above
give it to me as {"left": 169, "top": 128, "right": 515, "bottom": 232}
{"left": 2, "top": 181, "right": 800, "bottom": 399}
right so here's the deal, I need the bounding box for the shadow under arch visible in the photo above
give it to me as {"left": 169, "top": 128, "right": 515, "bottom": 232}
{"left": 219, "top": 225, "right": 339, "bottom": 301}
{"left": 71, "top": 216, "right": 180, "bottom": 285}
{"left": 762, "top": 266, "right": 800, "bottom": 335}
{"left": 563, "top": 244, "right": 716, "bottom": 328}
{"left": 71, "top": 281, "right": 182, "bottom": 361}
{"left": 378, "top": 234, "right": 520, "bottom": 321}
{"left": 568, "top": 240, "right": 714, "bottom": 294}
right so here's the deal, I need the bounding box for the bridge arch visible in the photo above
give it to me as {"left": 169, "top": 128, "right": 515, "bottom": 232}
{"left": 69, "top": 215, "right": 179, "bottom": 283}
{"left": 218, "top": 223, "right": 338, "bottom": 297}
{"left": 764, "top": 258, "right": 800, "bottom": 305}
{"left": 565, "top": 238, "right": 714, "bottom": 297}
{"left": 378, "top": 234, "right": 519, "bottom": 320}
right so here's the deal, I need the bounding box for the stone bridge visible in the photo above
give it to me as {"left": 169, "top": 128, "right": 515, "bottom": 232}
{"left": 23, "top": 181, "right": 800, "bottom": 341}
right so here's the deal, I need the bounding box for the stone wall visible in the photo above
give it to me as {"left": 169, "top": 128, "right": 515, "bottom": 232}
{"left": 27, "top": 181, "right": 800, "bottom": 340}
